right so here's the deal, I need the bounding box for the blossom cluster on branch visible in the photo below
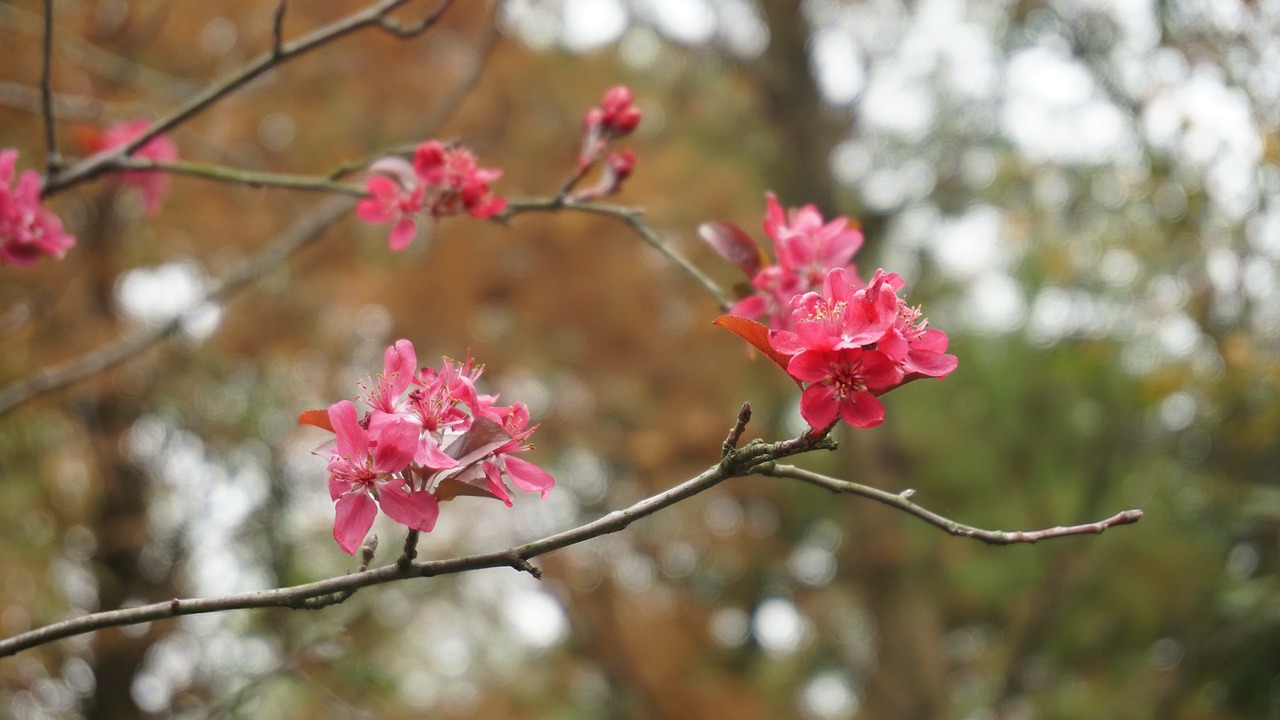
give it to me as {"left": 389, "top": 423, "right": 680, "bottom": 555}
{"left": 357, "top": 140, "right": 507, "bottom": 251}
{"left": 706, "top": 195, "right": 957, "bottom": 431}
{"left": 302, "top": 339, "right": 554, "bottom": 554}
{"left": 0, "top": 150, "right": 76, "bottom": 266}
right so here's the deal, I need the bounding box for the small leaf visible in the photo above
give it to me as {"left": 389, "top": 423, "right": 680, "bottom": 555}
{"left": 298, "top": 409, "right": 334, "bottom": 432}
{"left": 699, "top": 221, "right": 768, "bottom": 277}
{"left": 712, "top": 315, "right": 801, "bottom": 386}
{"left": 434, "top": 473, "right": 501, "bottom": 502}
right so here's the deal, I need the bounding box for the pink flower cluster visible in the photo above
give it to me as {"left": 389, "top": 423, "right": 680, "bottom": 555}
{"left": 575, "top": 86, "right": 641, "bottom": 200}
{"left": 357, "top": 140, "right": 506, "bottom": 252}
{"left": 99, "top": 119, "right": 179, "bottom": 215}
{"left": 0, "top": 150, "right": 76, "bottom": 267}
{"left": 315, "top": 339, "right": 554, "bottom": 554}
{"left": 727, "top": 193, "right": 864, "bottom": 331}
{"left": 768, "top": 267, "right": 958, "bottom": 430}
{"left": 708, "top": 193, "right": 957, "bottom": 431}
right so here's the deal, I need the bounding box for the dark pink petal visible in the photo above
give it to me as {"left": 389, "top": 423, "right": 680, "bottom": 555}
{"left": 763, "top": 192, "right": 787, "bottom": 241}
{"left": 333, "top": 492, "right": 377, "bottom": 554}
{"left": 787, "top": 350, "right": 836, "bottom": 384}
{"left": 328, "top": 400, "right": 365, "bottom": 458}
{"left": 908, "top": 349, "right": 958, "bottom": 377}
{"left": 768, "top": 329, "right": 805, "bottom": 356}
{"left": 384, "top": 340, "right": 417, "bottom": 395}
{"left": 799, "top": 383, "right": 840, "bottom": 429}
{"left": 357, "top": 197, "right": 391, "bottom": 223}
{"left": 483, "top": 461, "right": 514, "bottom": 507}
{"left": 860, "top": 350, "right": 904, "bottom": 389}
{"left": 368, "top": 415, "right": 418, "bottom": 474}
{"left": 728, "top": 295, "right": 766, "bottom": 320}
{"left": 503, "top": 455, "right": 555, "bottom": 498}
{"left": 839, "top": 391, "right": 885, "bottom": 428}
{"left": 415, "top": 434, "right": 460, "bottom": 471}
{"left": 388, "top": 217, "right": 417, "bottom": 251}
{"left": 378, "top": 484, "right": 440, "bottom": 532}
{"left": 877, "top": 329, "right": 911, "bottom": 363}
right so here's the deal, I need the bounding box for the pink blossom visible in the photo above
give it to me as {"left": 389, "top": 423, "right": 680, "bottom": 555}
{"left": 101, "top": 119, "right": 179, "bottom": 215}
{"left": 356, "top": 141, "right": 506, "bottom": 250}
{"left": 310, "top": 341, "right": 555, "bottom": 553}
{"left": 722, "top": 194, "right": 864, "bottom": 332}
{"left": 412, "top": 141, "right": 507, "bottom": 219}
{"left": 0, "top": 149, "right": 76, "bottom": 267}
{"left": 763, "top": 193, "right": 862, "bottom": 287}
{"left": 357, "top": 158, "right": 426, "bottom": 252}
{"left": 758, "top": 266, "right": 956, "bottom": 431}
{"left": 789, "top": 348, "right": 902, "bottom": 429}
{"left": 326, "top": 400, "right": 438, "bottom": 554}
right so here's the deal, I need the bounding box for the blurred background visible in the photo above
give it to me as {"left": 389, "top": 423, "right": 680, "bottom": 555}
{"left": 2, "top": 0, "right": 1278, "bottom": 718}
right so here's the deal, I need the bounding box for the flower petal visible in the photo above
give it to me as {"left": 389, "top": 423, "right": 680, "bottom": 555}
{"left": 333, "top": 492, "right": 377, "bottom": 554}
{"left": 378, "top": 484, "right": 440, "bottom": 532}
{"left": 503, "top": 455, "right": 555, "bottom": 498}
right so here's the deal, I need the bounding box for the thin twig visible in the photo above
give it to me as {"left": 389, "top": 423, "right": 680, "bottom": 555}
{"left": 504, "top": 197, "right": 732, "bottom": 310}
{"left": 271, "top": 0, "right": 288, "bottom": 57}
{"left": 0, "top": 197, "right": 354, "bottom": 418}
{"left": 39, "top": 0, "right": 61, "bottom": 173}
{"left": 0, "top": 3, "right": 194, "bottom": 98}
{"left": 757, "top": 463, "right": 1143, "bottom": 545}
{"left": 0, "top": 420, "right": 837, "bottom": 657}
{"left": 39, "top": 0, "right": 457, "bottom": 198}
{"left": 114, "top": 158, "right": 369, "bottom": 196}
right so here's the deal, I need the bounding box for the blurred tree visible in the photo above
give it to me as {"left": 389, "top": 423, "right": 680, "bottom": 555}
{"left": 1, "top": 0, "right": 1278, "bottom": 719}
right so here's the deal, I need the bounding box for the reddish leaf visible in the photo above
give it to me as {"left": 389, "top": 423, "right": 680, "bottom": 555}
{"left": 712, "top": 315, "right": 801, "bottom": 386}
{"left": 434, "top": 475, "right": 501, "bottom": 502}
{"left": 298, "top": 408, "right": 334, "bottom": 432}
{"left": 699, "top": 221, "right": 768, "bottom": 278}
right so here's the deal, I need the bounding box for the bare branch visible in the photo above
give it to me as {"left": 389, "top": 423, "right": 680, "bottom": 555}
{"left": 0, "top": 197, "right": 353, "bottom": 418}
{"left": 504, "top": 197, "right": 733, "bottom": 310}
{"left": 113, "top": 158, "right": 369, "bottom": 196}
{"left": 271, "top": 0, "right": 288, "bottom": 57}
{"left": 0, "top": 3, "right": 194, "bottom": 98}
{"left": 39, "top": 0, "right": 61, "bottom": 173}
{"left": 0, "top": 421, "right": 837, "bottom": 657}
{"left": 39, "top": 0, "right": 458, "bottom": 198}
{"left": 757, "top": 463, "right": 1143, "bottom": 545}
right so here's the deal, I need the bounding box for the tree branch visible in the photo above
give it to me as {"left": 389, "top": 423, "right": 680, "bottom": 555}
{"left": 113, "top": 158, "right": 369, "bottom": 196}
{"left": 39, "top": 0, "right": 457, "bottom": 198}
{"left": 504, "top": 197, "right": 733, "bottom": 310}
{"left": 0, "top": 420, "right": 838, "bottom": 657}
{"left": 0, "top": 196, "right": 353, "bottom": 418}
{"left": 39, "top": 0, "right": 61, "bottom": 173}
{"left": 756, "top": 463, "right": 1143, "bottom": 545}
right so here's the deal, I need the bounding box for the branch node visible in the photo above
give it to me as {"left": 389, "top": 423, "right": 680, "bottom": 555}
{"left": 397, "top": 530, "right": 420, "bottom": 571}
{"left": 510, "top": 556, "right": 541, "bottom": 579}
{"left": 721, "top": 402, "right": 752, "bottom": 457}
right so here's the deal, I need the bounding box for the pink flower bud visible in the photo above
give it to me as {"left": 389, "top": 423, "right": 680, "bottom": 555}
{"left": 610, "top": 107, "right": 642, "bottom": 135}
{"left": 601, "top": 85, "right": 634, "bottom": 114}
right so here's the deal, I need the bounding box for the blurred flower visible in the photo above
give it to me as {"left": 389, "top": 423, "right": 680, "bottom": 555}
{"left": 0, "top": 149, "right": 76, "bottom": 267}
{"left": 713, "top": 193, "right": 863, "bottom": 332}
{"left": 357, "top": 141, "right": 505, "bottom": 251}
{"left": 99, "top": 119, "right": 179, "bottom": 215}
